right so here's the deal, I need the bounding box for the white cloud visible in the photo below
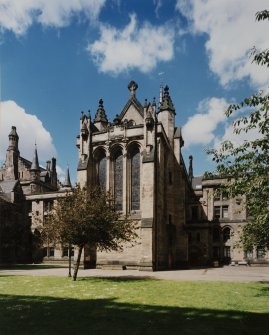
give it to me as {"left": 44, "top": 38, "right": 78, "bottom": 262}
{"left": 0, "top": 100, "right": 56, "bottom": 163}
{"left": 87, "top": 14, "right": 175, "bottom": 75}
{"left": 182, "top": 97, "right": 228, "bottom": 147}
{"left": 0, "top": 0, "right": 106, "bottom": 35}
{"left": 176, "top": 0, "right": 269, "bottom": 88}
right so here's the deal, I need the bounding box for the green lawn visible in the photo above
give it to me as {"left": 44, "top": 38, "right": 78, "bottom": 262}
{"left": 0, "top": 275, "right": 268, "bottom": 335}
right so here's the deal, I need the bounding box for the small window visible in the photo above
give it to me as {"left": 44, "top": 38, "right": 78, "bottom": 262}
{"left": 223, "top": 227, "right": 231, "bottom": 242}
{"left": 63, "top": 246, "right": 74, "bottom": 257}
{"left": 257, "top": 247, "right": 265, "bottom": 259}
{"left": 222, "top": 206, "right": 229, "bottom": 218}
{"left": 168, "top": 214, "right": 172, "bottom": 225}
{"left": 43, "top": 247, "right": 48, "bottom": 257}
{"left": 214, "top": 206, "right": 220, "bottom": 219}
{"left": 224, "top": 246, "right": 231, "bottom": 258}
{"left": 49, "top": 247, "right": 55, "bottom": 257}
{"left": 63, "top": 247, "right": 69, "bottom": 257}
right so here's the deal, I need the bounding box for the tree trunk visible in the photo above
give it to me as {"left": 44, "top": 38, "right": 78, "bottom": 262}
{"left": 68, "top": 244, "right": 72, "bottom": 278}
{"left": 73, "top": 245, "right": 83, "bottom": 281}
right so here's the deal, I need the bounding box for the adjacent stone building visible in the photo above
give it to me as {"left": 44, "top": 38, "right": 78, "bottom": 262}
{"left": 0, "top": 126, "right": 65, "bottom": 263}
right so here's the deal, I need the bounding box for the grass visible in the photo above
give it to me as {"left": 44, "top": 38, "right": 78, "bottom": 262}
{"left": 0, "top": 275, "right": 269, "bottom": 335}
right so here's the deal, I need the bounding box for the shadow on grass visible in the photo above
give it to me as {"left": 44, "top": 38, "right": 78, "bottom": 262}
{"left": 80, "top": 276, "right": 155, "bottom": 282}
{"left": 0, "top": 293, "right": 268, "bottom": 335}
{"left": 0, "top": 264, "right": 68, "bottom": 270}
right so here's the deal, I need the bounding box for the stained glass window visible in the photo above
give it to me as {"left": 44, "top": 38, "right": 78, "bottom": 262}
{"left": 98, "top": 154, "right": 106, "bottom": 190}
{"left": 114, "top": 150, "right": 123, "bottom": 210}
{"left": 131, "top": 147, "right": 140, "bottom": 210}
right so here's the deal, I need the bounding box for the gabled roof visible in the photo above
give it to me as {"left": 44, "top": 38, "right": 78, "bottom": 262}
{"left": 118, "top": 96, "right": 144, "bottom": 121}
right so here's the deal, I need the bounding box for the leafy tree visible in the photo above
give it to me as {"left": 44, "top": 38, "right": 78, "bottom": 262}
{"left": 207, "top": 10, "right": 269, "bottom": 252}
{"left": 43, "top": 186, "right": 138, "bottom": 280}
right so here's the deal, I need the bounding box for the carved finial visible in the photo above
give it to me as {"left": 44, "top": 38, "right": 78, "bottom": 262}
{"left": 94, "top": 98, "right": 108, "bottom": 123}
{"left": 128, "top": 80, "right": 138, "bottom": 98}
{"left": 144, "top": 98, "right": 148, "bottom": 108}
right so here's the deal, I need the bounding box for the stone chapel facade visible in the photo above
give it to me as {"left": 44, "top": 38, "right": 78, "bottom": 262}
{"left": 76, "top": 81, "right": 191, "bottom": 270}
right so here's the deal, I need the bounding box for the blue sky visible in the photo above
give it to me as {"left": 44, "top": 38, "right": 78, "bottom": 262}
{"left": 0, "top": 0, "right": 268, "bottom": 183}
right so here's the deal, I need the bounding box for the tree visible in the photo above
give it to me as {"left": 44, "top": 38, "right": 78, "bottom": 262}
{"left": 43, "top": 186, "right": 138, "bottom": 281}
{"left": 207, "top": 10, "right": 269, "bottom": 252}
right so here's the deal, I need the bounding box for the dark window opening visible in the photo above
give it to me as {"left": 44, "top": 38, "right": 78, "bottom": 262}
{"left": 223, "top": 227, "right": 231, "bottom": 242}
{"left": 114, "top": 149, "right": 123, "bottom": 211}
{"left": 131, "top": 147, "right": 140, "bottom": 210}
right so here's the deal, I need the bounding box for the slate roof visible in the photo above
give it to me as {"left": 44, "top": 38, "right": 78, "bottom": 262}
{"left": 0, "top": 180, "right": 19, "bottom": 194}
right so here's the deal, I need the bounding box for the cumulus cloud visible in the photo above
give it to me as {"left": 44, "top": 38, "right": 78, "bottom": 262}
{"left": 0, "top": 0, "right": 106, "bottom": 35}
{"left": 182, "top": 97, "right": 228, "bottom": 147}
{"left": 0, "top": 100, "right": 56, "bottom": 163}
{"left": 87, "top": 14, "right": 175, "bottom": 75}
{"left": 176, "top": 0, "right": 269, "bottom": 88}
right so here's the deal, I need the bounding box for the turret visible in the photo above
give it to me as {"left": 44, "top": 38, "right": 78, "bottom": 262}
{"left": 62, "top": 165, "right": 72, "bottom": 189}
{"left": 143, "top": 99, "right": 156, "bottom": 163}
{"left": 157, "top": 85, "right": 175, "bottom": 145}
{"left": 77, "top": 111, "right": 92, "bottom": 187}
{"left": 51, "top": 157, "right": 57, "bottom": 188}
{"left": 93, "top": 99, "right": 108, "bottom": 131}
{"left": 5, "top": 126, "right": 20, "bottom": 180}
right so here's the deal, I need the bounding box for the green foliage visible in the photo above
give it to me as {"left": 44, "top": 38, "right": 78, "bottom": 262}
{"left": 42, "top": 186, "right": 138, "bottom": 279}
{"left": 207, "top": 10, "right": 269, "bottom": 250}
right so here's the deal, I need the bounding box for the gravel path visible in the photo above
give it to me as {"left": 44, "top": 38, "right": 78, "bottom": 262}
{"left": 1, "top": 265, "right": 269, "bottom": 282}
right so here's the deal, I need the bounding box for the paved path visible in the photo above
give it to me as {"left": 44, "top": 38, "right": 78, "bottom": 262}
{"left": 1, "top": 265, "right": 269, "bottom": 282}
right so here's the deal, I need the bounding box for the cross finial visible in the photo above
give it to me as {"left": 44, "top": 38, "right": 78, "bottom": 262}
{"left": 128, "top": 80, "right": 138, "bottom": 98}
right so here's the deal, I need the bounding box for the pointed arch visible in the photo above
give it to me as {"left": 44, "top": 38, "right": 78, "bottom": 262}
{"left": 111, "top": 146, "right": 123, "bottom": 210}
{"left": 93, "top": 147, "right": 107, "bottom": 190}
{"left": 128, "top": 142, "right": 141, "bottom": 211}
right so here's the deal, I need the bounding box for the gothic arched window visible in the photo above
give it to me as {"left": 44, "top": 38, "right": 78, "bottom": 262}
{"left": 223, "top": 227, "right": 231, "bottom": 242}
{"left": 114, "top": 148, "right": 123, "bottom": 210}
{"left": 130, "top": 146, "right": 140, "bottom": 210}
{"left": 95, "top": 149, "right": 106, "bottom": 190}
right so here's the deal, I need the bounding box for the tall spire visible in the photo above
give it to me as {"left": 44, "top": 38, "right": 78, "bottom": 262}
{"left": 159, "top": 82, "right": 163, "bottom": 109}
{"left": 63, "top": 165, "right": 72, "bottom": 188}
{"left": 30, "top": 144, "right": 40, "bottom": 171}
